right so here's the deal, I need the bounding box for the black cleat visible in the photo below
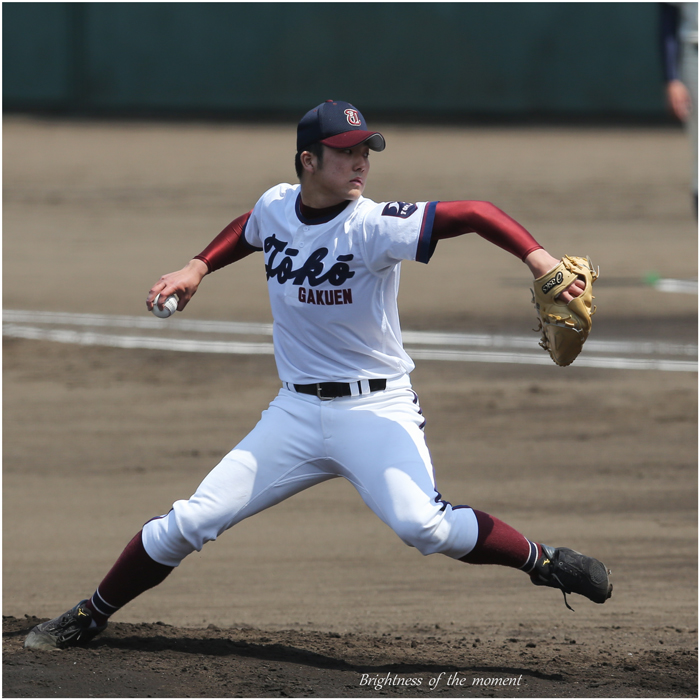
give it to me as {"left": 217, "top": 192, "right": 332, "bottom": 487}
{"left": 24, "top": 600, "right": 107, "bottom": 650}
{"left": 530, "top": 545, "right": 612, "bottom": 611}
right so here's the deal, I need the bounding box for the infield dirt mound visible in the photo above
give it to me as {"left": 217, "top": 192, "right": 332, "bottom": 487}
{"left": 3, "top": 615, "right": 697, "bottom": 698}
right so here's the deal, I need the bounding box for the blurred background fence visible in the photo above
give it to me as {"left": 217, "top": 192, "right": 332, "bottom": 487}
{"left": 3, "top": 2, "right": 670, "bottom": 122}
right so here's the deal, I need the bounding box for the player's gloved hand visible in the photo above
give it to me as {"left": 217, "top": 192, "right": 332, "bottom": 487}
{"left": 525, "top": 250, "right": 583, "bottom": 302}
{"left": 526, "top": 253, "right": 599, "bottom": 367}
{"left": 147, "top": 258, "right": 209, "bottom": 313}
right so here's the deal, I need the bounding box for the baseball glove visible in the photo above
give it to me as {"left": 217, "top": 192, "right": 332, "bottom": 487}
{"left": 531, "top": 255, "right": 599, "bottom": 367}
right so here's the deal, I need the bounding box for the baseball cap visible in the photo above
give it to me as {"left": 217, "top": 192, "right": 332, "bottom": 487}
{"left": 297, "top": 100, "right": 386, "bottom": 153}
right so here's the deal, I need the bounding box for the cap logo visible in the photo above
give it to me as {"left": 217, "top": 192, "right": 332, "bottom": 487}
{"left": 344, "top": 109, "right": 361, "bottom": 127}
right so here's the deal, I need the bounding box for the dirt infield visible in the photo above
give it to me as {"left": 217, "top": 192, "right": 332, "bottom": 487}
{"left": 3, "top": 116, "right": 697, "bottom": 697}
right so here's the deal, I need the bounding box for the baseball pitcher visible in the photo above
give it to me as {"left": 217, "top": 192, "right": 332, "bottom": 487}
{"left": 26, "top": 100, "right": 610, "bottom": 650}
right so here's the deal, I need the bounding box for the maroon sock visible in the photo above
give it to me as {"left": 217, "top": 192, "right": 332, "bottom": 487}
{"left": 83, "top": 530, "right": 173, "bottom": 626}
{"left": 460, "top": 509, "right": 541, "bottom": 572}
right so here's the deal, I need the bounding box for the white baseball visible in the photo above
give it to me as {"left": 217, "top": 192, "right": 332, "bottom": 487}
{"left": 152, "top": 293, "right": 178, "bottom": 318}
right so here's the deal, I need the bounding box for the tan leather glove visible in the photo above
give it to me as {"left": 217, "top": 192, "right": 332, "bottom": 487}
{"left": 532, "top": 255, "right": 599, "bottom": 366}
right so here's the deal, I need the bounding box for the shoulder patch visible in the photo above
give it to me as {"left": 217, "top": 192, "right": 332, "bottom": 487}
{"left": 382, "top": 201, "right": 418, "bottom": 219}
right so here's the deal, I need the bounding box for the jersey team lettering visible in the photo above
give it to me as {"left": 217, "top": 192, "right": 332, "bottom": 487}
{"left": 264, "top": 234, "right": 355, "bottom": 286}
{"left": 298, "top": 287, "right": 353, "bottom": 305}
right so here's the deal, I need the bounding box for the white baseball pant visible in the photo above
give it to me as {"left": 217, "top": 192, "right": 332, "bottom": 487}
{"left": 141, "top": 375, "right": 479, "bottom": 567}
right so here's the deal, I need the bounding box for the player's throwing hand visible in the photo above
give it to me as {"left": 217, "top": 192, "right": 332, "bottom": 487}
{"left": 146, "top": 258, "right": 208, "bottom": 313}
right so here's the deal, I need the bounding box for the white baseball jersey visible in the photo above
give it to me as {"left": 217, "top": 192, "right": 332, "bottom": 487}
{"left": 243, "top": 183, "right": 437, "bottom": 385}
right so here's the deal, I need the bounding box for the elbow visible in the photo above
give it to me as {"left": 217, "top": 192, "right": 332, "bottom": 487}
{"left": 465, "top": 200, "right": 502, "bottom": 227}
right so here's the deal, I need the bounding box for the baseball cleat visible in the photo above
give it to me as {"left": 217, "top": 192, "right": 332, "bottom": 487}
{"left": 24, "top": 600, "right": 107, "bottom": 650}
{"left": 530, "top": 545, "right": 612, "bottom": 611}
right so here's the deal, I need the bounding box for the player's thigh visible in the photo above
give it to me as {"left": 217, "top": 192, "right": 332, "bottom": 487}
{"left": 328, "top": 387, "right": 478, "bottom": 558}
{"left": 330, "top": 390, "right": 438, "bottom": 525}
{"left": 174, "top": 391, "right": 333, "bottom": 541}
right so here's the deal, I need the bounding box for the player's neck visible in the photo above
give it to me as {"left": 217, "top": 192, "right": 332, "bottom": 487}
{"left": 297, "top": 197, "right": 350, "bottom": 222}
{"left": 300, "top": 190, "right": 350, "bottom": 210}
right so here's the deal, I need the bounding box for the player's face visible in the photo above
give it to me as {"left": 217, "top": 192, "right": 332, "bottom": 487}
{"left": 303, "top": 143, "right": 371, "bottom": 207}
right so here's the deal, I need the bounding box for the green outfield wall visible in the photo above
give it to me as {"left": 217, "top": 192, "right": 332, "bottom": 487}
{"left": 3, "top": 2, "right": 669, "bottom": 120}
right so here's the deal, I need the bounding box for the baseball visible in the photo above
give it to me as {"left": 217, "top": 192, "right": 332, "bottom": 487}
{"left": 152, "top": 293, "right": 178, "bottom": 318}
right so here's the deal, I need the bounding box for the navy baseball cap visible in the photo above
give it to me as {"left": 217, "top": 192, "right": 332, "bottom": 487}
{"left": 297, "top": 100, "right": 386, "bottom": 153}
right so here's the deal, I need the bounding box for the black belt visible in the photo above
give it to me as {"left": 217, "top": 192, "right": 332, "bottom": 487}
{"left": 293, "top": 379, "right": 387, "bottom": 400}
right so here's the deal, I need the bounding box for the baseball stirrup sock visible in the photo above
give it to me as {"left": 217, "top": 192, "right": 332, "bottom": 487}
{"left": 83, "top": 529, "right": 174, "bottom": 626}
{"left": 520, "top": 539, "right": 541, "bottom": 574}
{"left": 461, "top": 510, "right": 541, "bottom": 569}
{"left": 87, "top": 588, "right": 120, "bottom": 626}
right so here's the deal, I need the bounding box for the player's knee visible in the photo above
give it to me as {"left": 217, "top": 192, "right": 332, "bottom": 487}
{"left": 392, "top": 507, "right": 479, "bottom": 558}
{"left": 142, "top": 497, "right": 233, "bottom": 566}
{"left": 142, "top": 508, "right": 197, "bottom": 567}
{"left": 391, "top": 518, "right": 447, "bottom": 556}
{"left": 142, "top": 459, "right": 255, "bottom": 566}
{"left": 171, "top": 496, "right": 233, "bottom": 554}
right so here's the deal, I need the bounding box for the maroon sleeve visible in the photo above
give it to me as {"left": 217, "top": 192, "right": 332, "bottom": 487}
{"left": 432, "top": 201, "right": 543, "bottom": 261}
{"left": 193, "top": 211, "right": 260, "bottom": 273}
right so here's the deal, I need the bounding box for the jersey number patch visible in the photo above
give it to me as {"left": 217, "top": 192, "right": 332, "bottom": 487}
{"left": 382, "top": 202, "right": 418, "bottom": 219}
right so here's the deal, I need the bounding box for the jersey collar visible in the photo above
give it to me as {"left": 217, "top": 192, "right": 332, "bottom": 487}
{"left": 295, "top": 194, "right": 351, "bottom": 225}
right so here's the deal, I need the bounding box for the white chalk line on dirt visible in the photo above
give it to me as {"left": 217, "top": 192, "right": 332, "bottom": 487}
{"left": 3, "top": 310, "right": 697, "bottom": 372}
{"left": 653, "top": 278, "right": 698, "bottom": 294}
{"left": 3, "top": 324, "right": 274, "bottom": 355}
{"left": 4, "top": 310, "right": 696, "bottom": 356}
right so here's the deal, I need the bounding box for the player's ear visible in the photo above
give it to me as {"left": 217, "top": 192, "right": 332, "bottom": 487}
{"left": 300, "top": 150, "right": 316, "bottom": 175}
